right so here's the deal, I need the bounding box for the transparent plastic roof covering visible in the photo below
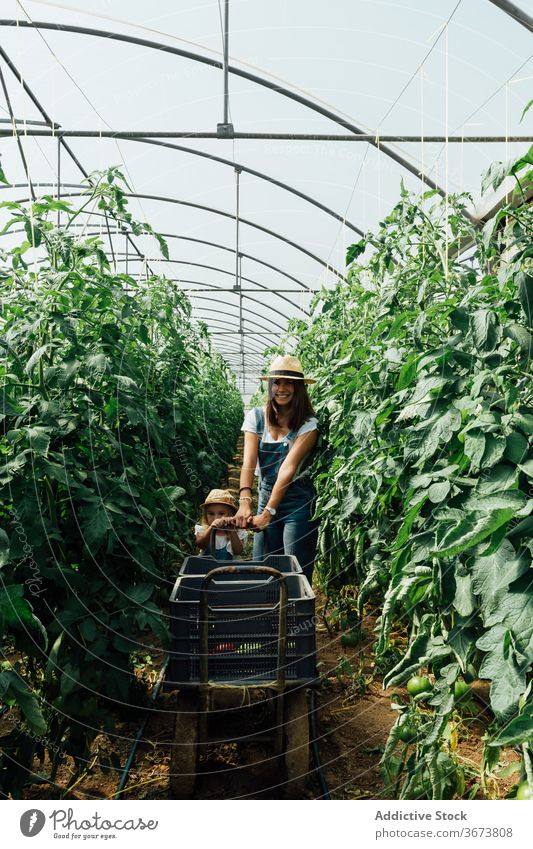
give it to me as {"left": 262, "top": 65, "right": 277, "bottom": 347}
{"left": 0, "top": 0, "right": 531, "bottom": 397}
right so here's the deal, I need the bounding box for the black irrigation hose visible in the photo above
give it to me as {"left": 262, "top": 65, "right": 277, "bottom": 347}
{"left": 309, "top": 688, "right": 331, "bottom": 799}
{"left": 113, "top": 656, "right": 170, "bottom": 800}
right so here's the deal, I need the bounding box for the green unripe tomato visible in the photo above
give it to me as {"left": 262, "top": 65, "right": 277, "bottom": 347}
{"left": 406, "top": 676, "right": 432, "bottom": 697}
{"left": 463, "top": 664, "right": 477, "bottom": 684}
{"left": 516, "top": 782, "right": 533, "bottom": 800}
{"left": 453, "top": 680, "right": 471, "bottom": 702}
{"left": 398, "top": 723, "right": 417, "bottom": 743}
{"left": 341, "top": 632, "right": 359, "bottom": 648}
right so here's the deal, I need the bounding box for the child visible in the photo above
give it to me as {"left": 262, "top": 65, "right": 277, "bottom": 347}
{"left": 194, "top": 489, "right": 248, "bottom": 561}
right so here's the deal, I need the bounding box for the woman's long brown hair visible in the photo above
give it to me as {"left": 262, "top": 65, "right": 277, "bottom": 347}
{"left": 265, "top": 378, "right": 316, "bottom": 431}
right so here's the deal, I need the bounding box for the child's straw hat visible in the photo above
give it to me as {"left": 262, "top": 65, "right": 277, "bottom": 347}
{"left": 200, "top": 489, "right": 237, "bottom": 514}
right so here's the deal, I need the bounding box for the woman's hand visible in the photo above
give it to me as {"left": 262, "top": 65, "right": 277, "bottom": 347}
{"left": 251, "top": 509, "right": 272, "bottom": 531}
{"left": 234, "top": 504, "right": 253, "bottom": 528}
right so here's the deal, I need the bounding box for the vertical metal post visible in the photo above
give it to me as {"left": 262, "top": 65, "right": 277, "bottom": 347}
{"left": 234, "top": 166, "right": 244, "bottom": 392}
{"left": 217, "top": 0, "right": 233, "bottom": 136}
{"left": 235, "top": 166, "right": 241, "bottom": 289}
{"left": 57, "top": 136, "right": 61, "bottom": 227}
{"left": 239, "top": 254, "right": 245, "bottom": 395}
{"left": 223, "top": 0, "right": 230, "bottom": 125}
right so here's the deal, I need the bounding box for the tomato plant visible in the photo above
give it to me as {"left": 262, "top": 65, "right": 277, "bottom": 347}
{"left": 0, "top": 169, "right": 243, "bottom": 795}
{"left": 288, "top": 142, "right": 533, "bottom": 798}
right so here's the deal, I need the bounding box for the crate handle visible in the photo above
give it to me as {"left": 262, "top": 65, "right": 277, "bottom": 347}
{"left": 207, "top": 525, "right": 269, "bottom": 557}
{"left": 208, "top": 575, "right": 275, "bottom": 587}
{"left": 198, "top": 565, "right": 287, "bottom": 751}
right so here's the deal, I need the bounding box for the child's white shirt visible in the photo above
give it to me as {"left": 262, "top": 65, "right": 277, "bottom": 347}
{"left": 194, "top": 524, "right": 248, "bottom": 558}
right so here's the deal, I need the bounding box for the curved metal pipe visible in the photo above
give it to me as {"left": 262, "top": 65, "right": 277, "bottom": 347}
{"left": 0, "top": 130, "right": 364, "bottom": 237}
{"left": 487, "top": 0, "right": 533, "bottom": 32}
{"left": 188, "top": 301, "right": 285, "bottom": 335}
{"left": 159, "top": 279, "right": 309, "bottom": 316}
{"left": 188, "top": 293, "right": 292, "bottom": 329}
{"left": 193, "top": 312, "right": 284, "bottom": 342}
{"left": 107, "top": 255, "right": 310, "bottom": 317}
{"left": 0, "top": 19, "right": 452, "bottom": 197}
{"left": 189, "top": 308, "right": 280, "bottom": 336}
{"left": 0, "top": 221, "right": 309, "bottom": 293}
{"left": 2, "top": 185, "right": 347, "bottom": 282}
{"left": 187, "top": 289, "right": 298, "bottom": 326}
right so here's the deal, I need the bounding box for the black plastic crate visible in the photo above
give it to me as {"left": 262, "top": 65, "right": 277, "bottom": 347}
{"left": 168, "top": 572, "right": 316, "bottom": 686}
{"left": 179, "top": 553, "right": 302, "bottom": 576}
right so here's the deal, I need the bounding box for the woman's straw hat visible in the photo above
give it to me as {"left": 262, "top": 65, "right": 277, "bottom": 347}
{"left": 259, "top": 355, "right": 316, "bottom": 385}
{"left": 200, "top": 489, "right": 238, "bottom": 514}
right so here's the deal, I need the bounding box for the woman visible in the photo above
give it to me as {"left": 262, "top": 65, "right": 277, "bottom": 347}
{"left": 234, "top": 355, "right": 320, "bottom": 583}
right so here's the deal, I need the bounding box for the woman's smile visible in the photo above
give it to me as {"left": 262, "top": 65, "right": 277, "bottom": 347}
{"left": 272, "top": 379, "right": 294, "bottom": 404}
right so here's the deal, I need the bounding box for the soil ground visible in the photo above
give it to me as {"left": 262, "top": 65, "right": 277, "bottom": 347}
{"left": 2, "top": 437, "right": 520, "bottom": 800}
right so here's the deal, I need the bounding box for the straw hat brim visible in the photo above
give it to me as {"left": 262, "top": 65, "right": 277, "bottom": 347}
{"left": 259, "top": 375, "right": 316, "bottom": 384}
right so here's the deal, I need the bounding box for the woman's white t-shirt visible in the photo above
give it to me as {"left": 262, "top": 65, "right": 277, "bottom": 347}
{"left": 241, "top": 407, "right": 319, "bottom": 481}
{"left": 194, "top": 525, "right": 248, "bottom": 558}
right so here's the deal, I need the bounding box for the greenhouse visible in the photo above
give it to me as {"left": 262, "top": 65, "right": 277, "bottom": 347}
{"left": 0, "top": 0, "right": 532, "bottom": 811}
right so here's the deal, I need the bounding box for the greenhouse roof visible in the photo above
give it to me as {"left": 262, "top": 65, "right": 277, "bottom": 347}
{"left": 0, "top": 0, "right": 531, "bottom": 399}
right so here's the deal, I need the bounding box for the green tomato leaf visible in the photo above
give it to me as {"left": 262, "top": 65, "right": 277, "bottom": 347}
{"left": 428, "top": 480, "right": 450, "bottom": 504}
{"left": 0, "top": 530, "right": 9, "bottom": 567}
{"left": 433, "top": 508, "right": 515, "bottom": 558}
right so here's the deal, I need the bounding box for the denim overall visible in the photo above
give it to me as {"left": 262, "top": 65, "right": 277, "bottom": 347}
{"left": 206, "top": 535, "right": 233, "bottom": 560}
{"left": 252, "top": 408, "right": 319, "bottom": 583}
{"left": 213, "top": 541, "right": 233, "bottom": 561}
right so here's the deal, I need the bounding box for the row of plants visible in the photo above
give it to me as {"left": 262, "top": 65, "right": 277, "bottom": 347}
{"left": 0, "top": 169, "right": 243, "bottom": 796}
{"left": 290, "top": 141, "right": 533, "bottom": 798}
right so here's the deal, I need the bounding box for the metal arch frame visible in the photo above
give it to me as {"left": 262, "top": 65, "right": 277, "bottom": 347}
{"left": 0, "top": 219, "right": 311, "bottom": 292}
{"left": 0, "top": 27, "right": 313, "bottom": 389}
{"left": 0, "top": 41, "right": 157, "bottom": 277}
{"left": 178, "top": 290, "right": 293, "bottom": 329}
{"left": 218, "top": 347, "right": 266, "bottom": 360}
{"left": 0, "top": 130, "right": 366, "bottom": 237}
{"left": 0, "top": 18, "right": 458, "bottom": 200}
{"left": 187, "top": 312, "right": 275, "bottom": 342}
{"left": 81, "top": 224, "right": 308, "bottom": 290}
{"left": 171, "top": 286, "right": 300, "bottom": 328}
{"left": 8, "top": 248, "right": 294, "bottom": 331}
{"left": 0, "top": 117, "right": 59, "bottom": 127}
{"left": 106, "top": 255, "right": 310, "bottom": 317}
{"left": 187, "top": 299, "right": 287, "bottom": 335}
{"left": 191, "top": 314, "right": 269, "bottom": 337}
{"left": 191, "top": 318, "right": 279, "bottom": 352}
{"left": 216, "top": 350, "right": 267, "bottom": 365}
{"left": 1, "top": 220, "right": 308, "bottom": 372}
{"left": 3, "top": 185, "right": 347, "bottom": 282}
{"left": 156, "top": 280, "right": 302, "bottom": 324}
{"left": 2, "top": 225, "right": 315, "bottom": 312}
{"left": 164, "top": 235, "right": 306, "bottom": 290}
{"left": 216, "top": 342, "right": 266, "bottom": 355}
{"left": 487, "top": 0, "right": 533, "bottom": 32}
{"left": 189, "top": 309, "right": 285, "bottom": 337}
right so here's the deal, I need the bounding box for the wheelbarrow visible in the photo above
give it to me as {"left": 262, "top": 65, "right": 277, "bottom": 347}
{"left": 167, "top": 530, "right": 317, "bottom": 797}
